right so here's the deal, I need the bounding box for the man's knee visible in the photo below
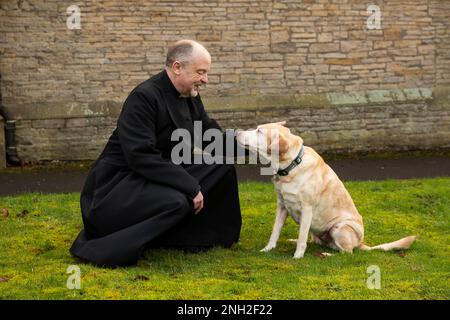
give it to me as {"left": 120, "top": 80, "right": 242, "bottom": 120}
{"left": 172, "top": 193, "right": 192, "bottom": 214}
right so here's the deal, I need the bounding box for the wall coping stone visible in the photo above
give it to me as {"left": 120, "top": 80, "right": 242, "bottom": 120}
{"left": 4, "top": 86, "right": 449, "bottom": 121}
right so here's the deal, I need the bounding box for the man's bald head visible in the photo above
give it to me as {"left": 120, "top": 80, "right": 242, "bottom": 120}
{"left": 164, "top": 39, "right": 211, "bottom": 97}
{"left": 165, "top": 40, "right": 210, "bottom": 67}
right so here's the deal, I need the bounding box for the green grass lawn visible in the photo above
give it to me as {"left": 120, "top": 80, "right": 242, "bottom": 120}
{"left": 0, "top": 178, "right": 449, "bottom": 300}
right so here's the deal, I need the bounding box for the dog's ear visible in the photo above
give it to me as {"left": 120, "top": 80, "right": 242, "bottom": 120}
{"left": 267, "top": 130, "right": 290, "bottom": 156}
{"left": 276, "top": 121, "right": 287, "bottom": 126}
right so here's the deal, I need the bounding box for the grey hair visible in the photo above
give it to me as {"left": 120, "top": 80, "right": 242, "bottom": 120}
{"left": 165, "top": 42, "right": 194, "bottom": 67}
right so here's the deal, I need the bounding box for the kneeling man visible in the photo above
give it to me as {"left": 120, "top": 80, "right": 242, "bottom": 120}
{"left": 70, "top": 40, "right": 242, "bottom": 267}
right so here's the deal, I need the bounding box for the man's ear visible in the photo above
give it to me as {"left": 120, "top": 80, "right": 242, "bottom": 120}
{"left": 172, "top": 61, "right": 182, "bottom": 75}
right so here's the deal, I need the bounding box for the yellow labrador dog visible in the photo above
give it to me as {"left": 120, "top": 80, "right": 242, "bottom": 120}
{"left": 236, "top": 122, "right": 416, "bottom": 258}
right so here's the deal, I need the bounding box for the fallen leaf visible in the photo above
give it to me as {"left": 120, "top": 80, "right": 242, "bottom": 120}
{"left": 1, "top": 208, "right": 9, "bottom": 218}
{"left": 398, "top": 251, "right": 406, "bottom": 258}
{"left": 314, "top": 252, "right": 333, "bottom": 258}
{"left": 32, "top": 248, "right": 44, "bottom": 255}
{"left": 16, "top": 209, "right": 29, "bottom": 218}
{"left": 0, "top": 276, "right": 11, "bottom": 283}
{"left": 135, "top": 275, "right": 149, "bottom": 281}
{"left": 314, "top": 252, "right": 326, "bottom": 258}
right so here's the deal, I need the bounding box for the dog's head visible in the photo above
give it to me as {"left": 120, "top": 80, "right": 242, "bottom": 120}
{"left": 236, "top": 121, "right": 302, "bottom": 164}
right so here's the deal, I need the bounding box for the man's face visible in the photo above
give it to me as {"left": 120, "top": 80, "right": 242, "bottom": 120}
{"left": 175, "top": 53, "right": 211, "bottom": 97}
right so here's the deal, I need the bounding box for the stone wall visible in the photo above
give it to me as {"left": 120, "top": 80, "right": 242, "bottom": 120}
{"left": 0, "top": 119, "right": 5, "bottom": 167}
{"left": 0, "top": 0, "right": 450, "bottom": 162}
{"left": 14, "top": 88, "right": 450, "bottom": 161}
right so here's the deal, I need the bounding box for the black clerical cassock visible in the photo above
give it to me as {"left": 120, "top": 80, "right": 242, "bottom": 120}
{"left": 70, "top": 70, "right": 242, "bottom": 267}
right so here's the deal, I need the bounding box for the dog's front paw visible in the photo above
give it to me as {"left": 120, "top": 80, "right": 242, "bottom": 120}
{"left": 293, "top": 243, "right": 307, "bottom": 259}
{"left": 260, "top": 244, "right": 276, "bottom": 252}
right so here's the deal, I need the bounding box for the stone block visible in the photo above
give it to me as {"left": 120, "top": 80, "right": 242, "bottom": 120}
{"left": 318, "top": 33, "right": 333, "bottom": 42}
{"left": 270, "top": 29, "right": 290, "bottom": 43}
{"left": 0, "top": 119, "right": 5, "bottom": 168}
{"left": 309, "top": 43, "right": 339, "bottom": 53}
{"left": 325, "top": 58, "right": 361, "bottom": 65}
{"left": 403, "top": 88, "right": 423, "bottom": 100}
{"left": 327, "top": 92, "right": 368, "bottom": 106}
{"left": 366, "top": 90, "right": 393, "bottom": 103}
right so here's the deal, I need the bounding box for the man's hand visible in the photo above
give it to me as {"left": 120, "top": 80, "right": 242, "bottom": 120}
{"left": 192, "top": 191, "right": 204, "bottom": 214}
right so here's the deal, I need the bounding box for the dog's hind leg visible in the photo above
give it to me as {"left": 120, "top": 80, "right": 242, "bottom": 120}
{"left": 312, "top": 234, "right": 325, "bottom": 245}
{"left": 310, "top": 233, "right": 335, "bottom": 257}
{"left": 329, "top": 223, "right": 361, "bottom": 253}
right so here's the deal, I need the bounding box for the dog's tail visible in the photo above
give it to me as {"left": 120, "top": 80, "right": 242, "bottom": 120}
{"left": 358, "top": 235, "right": 416, "bottom": 251}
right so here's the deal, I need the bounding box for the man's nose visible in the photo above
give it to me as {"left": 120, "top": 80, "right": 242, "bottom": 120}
{"left": 201, "top": 73, "right": 208, "bottom": 84}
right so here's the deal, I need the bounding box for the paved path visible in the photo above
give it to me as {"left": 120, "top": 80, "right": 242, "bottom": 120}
{"left": 0, "top": 156, "right": 449, "bottom": 196}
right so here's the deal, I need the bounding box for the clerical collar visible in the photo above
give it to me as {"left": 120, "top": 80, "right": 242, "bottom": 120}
{"left": 276, "top": 145, "right": 305, "bottom": 176}
{"left": 161, "top": 69, "right": 183, "bottom": 98}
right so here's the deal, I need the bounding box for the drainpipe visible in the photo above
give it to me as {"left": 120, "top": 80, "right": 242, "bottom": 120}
{"left": 0, "top": 74, "right": 22, "bottom": 166}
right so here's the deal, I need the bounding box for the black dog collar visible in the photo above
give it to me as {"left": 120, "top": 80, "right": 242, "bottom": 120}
{"left": 276, "top": 145, "right": 305, "bottom": 176}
